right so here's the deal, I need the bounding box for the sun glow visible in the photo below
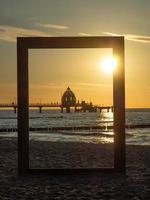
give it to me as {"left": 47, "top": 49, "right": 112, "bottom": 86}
{"left": 101, "top": 56, "right": 117, "bottom": 73}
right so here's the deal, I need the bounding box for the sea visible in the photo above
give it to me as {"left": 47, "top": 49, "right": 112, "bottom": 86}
{"left": 0, "top": 108, "right": 150, "bottom": 145}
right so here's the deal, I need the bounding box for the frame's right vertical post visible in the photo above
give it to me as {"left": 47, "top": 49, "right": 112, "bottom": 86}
{"left": 113, "top": 37, "right": 125, "bottom": 173}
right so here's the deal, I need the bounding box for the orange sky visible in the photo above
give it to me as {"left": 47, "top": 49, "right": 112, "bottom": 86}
{"left": 28, "top": 49, "right": 113, "bottom": 106}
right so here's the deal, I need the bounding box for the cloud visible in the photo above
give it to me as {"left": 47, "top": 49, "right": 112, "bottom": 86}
{"left": 78, "top": 32, "right": 91, "bottom": 36}
{"left": 35, "top": 23, "right": 69, "bottom": 30}
{"left": 0, "top": 24, "right": 51, "bottom": 42}
{"left": 103, "top": 32, "right": 150, "bottom": 44}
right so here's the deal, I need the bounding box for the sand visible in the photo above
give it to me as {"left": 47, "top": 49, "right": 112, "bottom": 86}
{"left": 0, "top": 137, "right": 150, "bottom": 199}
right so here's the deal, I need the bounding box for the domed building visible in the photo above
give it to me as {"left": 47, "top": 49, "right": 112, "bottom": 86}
{"left": 61, "top": 87, "right": 76, "bottom": 113}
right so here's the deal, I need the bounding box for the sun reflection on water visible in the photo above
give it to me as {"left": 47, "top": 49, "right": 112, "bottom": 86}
{"left": 100, "top": 110, "right": 113, "bottom": 121}
{"left": 97, "top": 110, "right": 114, "bottom": 144}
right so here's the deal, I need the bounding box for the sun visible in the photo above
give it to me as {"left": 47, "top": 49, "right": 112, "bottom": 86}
{"left": 101, "top": 56, "right": 117, "bottom": 73}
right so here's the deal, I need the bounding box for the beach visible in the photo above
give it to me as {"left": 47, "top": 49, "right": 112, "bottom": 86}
{"left": 0, "top": 137, "right": 149, "bottom": 199}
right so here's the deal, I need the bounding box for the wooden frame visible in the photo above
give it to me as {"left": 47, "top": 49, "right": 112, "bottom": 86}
{"left": 17, "top": 36, "right": 125, "bottom": 174}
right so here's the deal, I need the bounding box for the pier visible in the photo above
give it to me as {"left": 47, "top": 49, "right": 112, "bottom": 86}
{"left": 0, "top": 103, "right": 60, "bottom": 113}
{"left": 0, "top": 103, "right": 113, "bottom": 113}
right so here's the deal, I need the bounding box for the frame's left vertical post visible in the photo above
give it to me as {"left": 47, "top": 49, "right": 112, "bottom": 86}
{"left": 17, "top": 38, "right": 29, "bottom": 174}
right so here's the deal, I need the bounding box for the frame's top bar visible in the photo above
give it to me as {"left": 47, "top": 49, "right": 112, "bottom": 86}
{"left": 17, "top": 36, "right": 124, "bottom": 49}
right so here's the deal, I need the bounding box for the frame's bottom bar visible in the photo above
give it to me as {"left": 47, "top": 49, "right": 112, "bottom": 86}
{"left": 18, "top": 168, "right": 125, "bottom": 175}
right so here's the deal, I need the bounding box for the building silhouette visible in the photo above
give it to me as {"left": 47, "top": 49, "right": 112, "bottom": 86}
{"left": 61, "top": 87, "right": 76, "bottom": 113}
